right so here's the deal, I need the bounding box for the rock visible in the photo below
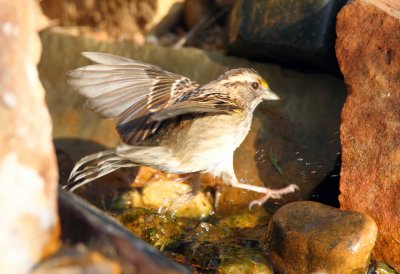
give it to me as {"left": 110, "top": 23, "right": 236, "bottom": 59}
{"left": 59, "top": 190, "right": 190, "bottom": 274}
{"left": 183, "top": 223, "right": 273, "bottom": 273}
{"left": 265, "top": 201, "right": 378, "bottom": 274}
{"left": 336, "top": 0, "right": 400, "bottom": 270}
{"left": 146, "top": 0, "right": 185, "bottom": 36}
{"left": 31, "top": 244, "right": 121, "bottom": 274}
{"left": 130, "top": 180, "right": 214, "bottom": 219}
{"left": 39, "top": 28, "right": 345, "bottom": 211}
{"left": 183, "top": 0, "right": 217, "bottom": 28}
{"left": 184, "top": 222, "right": 233, "bottom": 244}
{"left": 0, "top": 1, "right": 59, "bottom": 273}
{"left": 218, "top": 209, "right": 271, "bottom": 229}
{"left": 370, "top": 261, "right": 397, "bottom": 274}
{"left": 118, "top": 208, "right": 182, "bottom": 250}
{"left": 228, "top": 0, "right": 347, "bottom": 73}
{"left": 215, "top": 0, "right": 237, "bottom": 8}
{"left": 217, "top": 248, "right": 273, "bottom": 274}
{"left": 39, "top": 0, "right": 184, "bottom": 43}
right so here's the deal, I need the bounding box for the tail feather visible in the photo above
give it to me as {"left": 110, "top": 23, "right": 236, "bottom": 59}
{"left": 68, "top": 150, "right": 114, "bottom": 180}
{"left": 71, "top": 158, "right": 132, "bottom": 183}
{"left": 65, "top": 149, "right": 136, "bottom": 192}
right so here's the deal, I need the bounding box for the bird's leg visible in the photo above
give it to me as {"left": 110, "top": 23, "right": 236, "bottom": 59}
{"left": 221, "top": 169, "right": 299, "bottom": 210}
{"left": 214, "top": 186, "right": 222, "bottom": 208}
{"left": 173, "top": 173, "right": 195, "bottom": 183}
{"left": 169, "top": 172, "right": 201, "bottom": 214}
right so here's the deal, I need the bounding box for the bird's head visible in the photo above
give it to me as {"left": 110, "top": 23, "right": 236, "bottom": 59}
{"left": 217, "top": 68, "right": 279, "bottom": 110}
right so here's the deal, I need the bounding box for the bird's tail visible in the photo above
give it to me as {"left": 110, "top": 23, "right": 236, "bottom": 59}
{"left": 64, "top": 149, "right": 136, "bottom": 192}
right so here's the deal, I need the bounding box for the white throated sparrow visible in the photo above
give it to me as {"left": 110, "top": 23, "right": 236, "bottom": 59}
{"left": 66, "top": 52, "right": 298, "bottom": 208}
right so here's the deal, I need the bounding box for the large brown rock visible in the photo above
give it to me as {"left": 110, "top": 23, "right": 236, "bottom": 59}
{"left": 40, "top": 29, "right": 345, "bottom": 211}
{"left": 0, "top": 1, "right": 59, "bottom": 273}
{"left": 266, "top": 201, "right": 377, "bottom": 274}
{"left": 336, "top": 0, "right": 400, "bottom": 270}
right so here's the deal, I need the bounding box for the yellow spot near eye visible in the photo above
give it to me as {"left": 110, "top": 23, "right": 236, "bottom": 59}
{"left": 259, "top": 78, "right": 269, "bottom": 89}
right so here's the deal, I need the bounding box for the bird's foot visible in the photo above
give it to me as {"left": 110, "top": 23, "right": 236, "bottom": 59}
{"left": 248, "top": 184, "right": 299, "bottom": 210}
{"left": 168, "top": 191, "right": 195, "bottom": 216}
{"left": 173, "top": 174, "right": 194, "bottom": 183}
{"left": 167, "top": 173, "right": 201, "bottom": 216}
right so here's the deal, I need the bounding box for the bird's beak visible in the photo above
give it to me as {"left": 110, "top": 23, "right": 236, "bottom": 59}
{"left": 259, "top": 78, "right": 279, "bottom": 100}
{"left": 262, "top": 89, "right": 280, "bottom": 100}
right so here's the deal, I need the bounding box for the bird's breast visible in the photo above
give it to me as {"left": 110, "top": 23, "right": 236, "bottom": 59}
{"left": 167, "top": 112, "right": 253, "bottom": 174}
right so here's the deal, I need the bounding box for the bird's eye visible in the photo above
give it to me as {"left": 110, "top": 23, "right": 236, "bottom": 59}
{"left": 251, "top": 82, "right": 260, "bottom": 90}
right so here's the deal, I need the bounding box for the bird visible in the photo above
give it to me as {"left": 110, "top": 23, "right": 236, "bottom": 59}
{"left": 65, "top": 52, "right": 298, "bottom": 209}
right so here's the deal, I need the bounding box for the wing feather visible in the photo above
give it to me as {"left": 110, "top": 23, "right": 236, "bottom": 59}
{"left": 68, "top": 52, "right": 240, "bottom": 145}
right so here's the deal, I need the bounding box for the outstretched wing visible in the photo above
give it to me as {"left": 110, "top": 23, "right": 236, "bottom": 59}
{"left": 68, "top": 52, "right": 238, "bottom": 144}
{"left": 68, "top": 52, "right": 199, "bottom": 144}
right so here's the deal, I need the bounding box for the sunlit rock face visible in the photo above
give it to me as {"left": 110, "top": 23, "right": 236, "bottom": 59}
{"left": 0, "top": 1, "right": 59, "bottom": 273}
{"left": 337, "top": 0, "right": 400, "bottom": 270}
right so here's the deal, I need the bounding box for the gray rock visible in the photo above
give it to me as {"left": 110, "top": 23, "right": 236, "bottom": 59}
{"left": 228, "top": 0, "right": 347, "bottom": 73}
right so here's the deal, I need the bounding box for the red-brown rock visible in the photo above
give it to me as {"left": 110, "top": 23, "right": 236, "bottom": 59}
{"left": 336, "top": 0, "right": 400, "bottom": 270}
{"left": 0, "top": 1, "right": 59, "bottom": 273}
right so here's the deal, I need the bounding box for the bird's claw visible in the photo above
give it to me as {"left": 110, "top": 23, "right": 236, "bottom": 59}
{"left": 248, "top": 184, "right": 299, "bottom": 210}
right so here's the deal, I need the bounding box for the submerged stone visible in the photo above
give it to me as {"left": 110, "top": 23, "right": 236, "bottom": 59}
{"left": 218, "top": 209, "right": 271, "bottom": 228}
{"left": 182, "top": 222, "right": 273, "bottom": 273}
{"left": 118, "top": 207, "right": 182, "bottom": 250}
{"left": 218, "top": 248, "right": 273, "bottom": 274}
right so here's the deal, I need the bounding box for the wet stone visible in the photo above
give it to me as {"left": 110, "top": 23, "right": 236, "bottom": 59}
{"left": 265, "top": 201, "right": 378, "bottom": 274}
{"left": 182, "top": 223, "right": 272, "bottom": 273}
{"left": 370, "top": 261, "right": 397, "bottom": 274}
{"left": 218, "top": 248, "right": 273, "bottom": 274}
{"left": 130, "top": 180, "right": 214, "bottom": 219}
{"left": 228, "top": 0, "right": 347, "bottom": 72}
{"left": 217, "top": 209, "right": 271, "bottom": 229}
{"left": 118, "top": 208, "right": 182, "bottom": 251}
{"left": 183, "top": 222, "right": 233, "bottom": 244}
